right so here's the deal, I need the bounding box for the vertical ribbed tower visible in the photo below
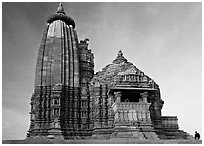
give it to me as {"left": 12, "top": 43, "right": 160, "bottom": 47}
{"left": 27, "top": 3, "right": 82, "bottom": 139}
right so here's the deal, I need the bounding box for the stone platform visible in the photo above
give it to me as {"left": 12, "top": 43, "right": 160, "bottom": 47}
{"left": 2, "top": 138, "right": 202, "bottom": 144}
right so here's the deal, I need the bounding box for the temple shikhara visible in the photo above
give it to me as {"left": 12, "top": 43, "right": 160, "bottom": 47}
{"left": 27, "top": 4, "right": 193, "bottom": 140}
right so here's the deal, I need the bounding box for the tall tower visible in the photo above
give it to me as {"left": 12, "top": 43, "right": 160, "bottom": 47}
{"left": 27, "top": 3, "right": 84, "bottom": 139}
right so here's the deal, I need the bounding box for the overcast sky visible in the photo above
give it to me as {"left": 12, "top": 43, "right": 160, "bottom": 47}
{"left": 2, "top": 2, "right": 202, "bottom": 140}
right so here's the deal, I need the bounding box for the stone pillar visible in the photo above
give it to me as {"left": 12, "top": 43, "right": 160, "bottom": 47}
{"left": 86, "top": 82, "right": 91, "bottom": 136}
{"left": 102, "top": 85, "right": 109, "bottom": 127}
{"left": 140, "top": 92, "right": 148, "bottom": 103}
{"left": 107, "top": 92, "right": 114, "bottom": 129}
{"left": 114, "top": 91, "right": 122, "bottom": 103}
{"left": 92, "top": 84, "right": 111, "bottom": 139}
{"left": 92, "top": 82, "right": 101, "bottom": 138}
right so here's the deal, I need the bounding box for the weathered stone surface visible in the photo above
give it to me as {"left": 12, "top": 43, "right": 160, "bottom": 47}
{"left": 27, "top": 4, "right": 93, "bottom": 138}
{"left": 27, "top": 3, "right": 193, "bottom": 141}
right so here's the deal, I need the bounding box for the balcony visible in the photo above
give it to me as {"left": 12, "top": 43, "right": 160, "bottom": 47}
{"left": 112, "top": 102, "right": 151, "bottom": 112}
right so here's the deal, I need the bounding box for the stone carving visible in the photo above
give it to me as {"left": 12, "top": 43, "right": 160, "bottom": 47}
{"left": 52, "top": 83, "right": 63, "bottom": 90}
{"left": 57, "top": 3, "right": 64, "bottom": 12}
{"left": 27, "top": 3, "right": 192, "bottom": 141}
{"left": 114, "top": 92, "right": 122, "bottom": 103}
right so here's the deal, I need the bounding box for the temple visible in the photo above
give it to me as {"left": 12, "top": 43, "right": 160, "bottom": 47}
{"left": 27, "top": 3, "right": 193, "bottom": 140}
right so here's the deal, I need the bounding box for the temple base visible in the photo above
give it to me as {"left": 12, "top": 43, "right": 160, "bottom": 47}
{"left": 92, "top": 127, "right": 112, "bottom": 139}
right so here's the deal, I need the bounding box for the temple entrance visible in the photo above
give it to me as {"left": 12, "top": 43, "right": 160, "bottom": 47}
{"left": 121, "top": 90, "right": 141, "bottom": 102}
{"left": 111, "top": 87, "right": 157, "bottom": 103}
{"left": 109, "top": 88, "right": 159, "bottom": 139}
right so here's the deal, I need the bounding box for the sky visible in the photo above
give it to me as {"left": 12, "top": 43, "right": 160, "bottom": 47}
{"left": 2, "top": 2, "right": 202, "bottom": 140}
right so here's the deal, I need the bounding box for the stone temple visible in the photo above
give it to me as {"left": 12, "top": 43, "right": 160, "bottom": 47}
{"left": 27, "top": 4, "right": 193, "bottom": 140}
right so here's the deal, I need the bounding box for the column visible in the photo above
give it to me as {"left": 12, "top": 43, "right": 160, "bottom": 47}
{"left": 114, "top": 91, "right": 122, "bottom": 103}
{"left": 140, "top": 92, "right": 148, "bottom": 103}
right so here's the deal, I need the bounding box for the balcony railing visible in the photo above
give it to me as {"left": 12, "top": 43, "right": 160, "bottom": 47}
{"left": 112, "top": 102, "right": 151, "bottom": 111}
{"left": 112, "top": 102, "right": 151, "bottom": 122}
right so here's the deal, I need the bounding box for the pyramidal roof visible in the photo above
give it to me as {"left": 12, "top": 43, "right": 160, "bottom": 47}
{"left": 91, "top": 51, "right": 155, "bottom": 87}
{"left": 117, "top": 66, "right": 139, "bottom": 75}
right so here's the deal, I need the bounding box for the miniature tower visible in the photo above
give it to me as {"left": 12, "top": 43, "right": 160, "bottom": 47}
{"left": 27, "top": 3, "right": 81, "bottom": 139}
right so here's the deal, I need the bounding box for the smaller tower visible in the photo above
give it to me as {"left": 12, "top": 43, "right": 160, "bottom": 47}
{"left": 78, "top": 39, "right": 94, "bottom": 138}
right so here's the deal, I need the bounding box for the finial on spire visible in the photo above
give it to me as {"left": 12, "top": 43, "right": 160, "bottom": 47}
{"left": 57, "top": 3, "right": 65, "bottom": 14}
{"left": 47, "top": 2, "right": 76, "bottom": 28}
{"left": 112, "top": 50, "right": 128, "bottom": 64}
{"left": 118, "top": 50, "right": 123, "bottom": 57}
